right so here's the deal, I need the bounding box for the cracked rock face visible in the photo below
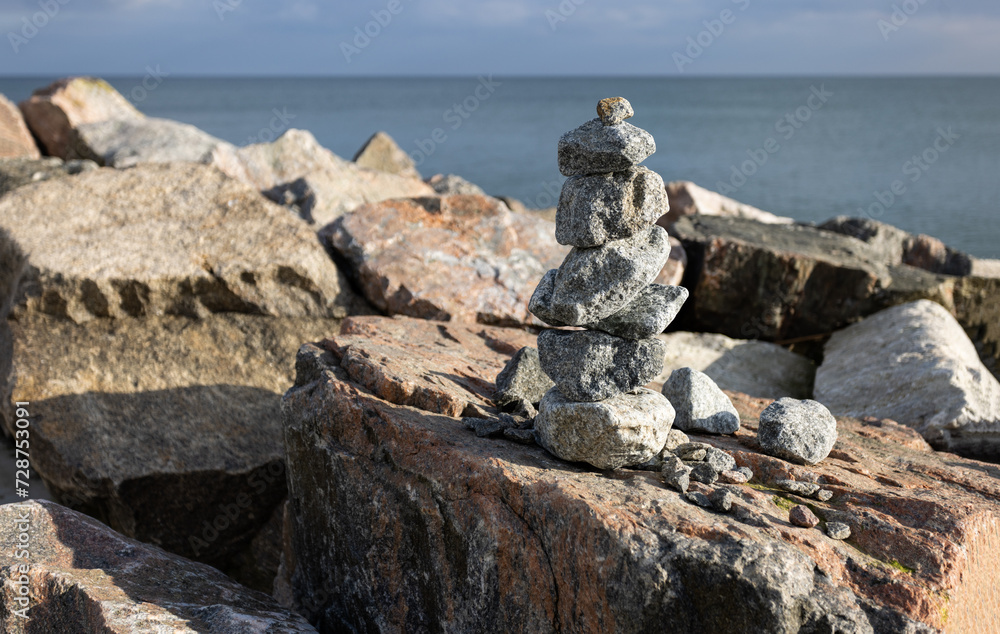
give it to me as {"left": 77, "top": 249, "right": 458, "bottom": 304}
{"left": 0, "top": 162, "right": 359, "bottom": 322}
{"left": 323, "top": 194, "right": 569, "bottom": 326}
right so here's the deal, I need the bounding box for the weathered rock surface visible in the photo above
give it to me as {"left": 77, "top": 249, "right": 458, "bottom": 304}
{"left": 651, "top": 331, "right": 815, "bottom": 400}
{"left": 655, "top": 236, "right": 687, "bottom": 286}
{"left": 557, "top": 118, "right": 655, "bottom": 176}
{"left": 0, "top": 500, "right": 316, "bottom": 633}
{"left": 0, "top": 94, "right": 39, "bottom": 159}
{"left": 672, "top": 214, "right": 956, "bottom": 341}
{"left": 529, "top": 224, "right": 670, "bottom": 325}
{"left": 657, "top": 181, "right": 793, "bottom": 229}
{"left": 0, "top": 162, "right": 358, "bottom": 322}
{"left": 493, "top": 346, "right": 554, "bottom": 409}
{"left": 0, "top": 312, "right": 341, "bottom": 578}
{"left": 426, "top": 172, "right": 488, "bottom": 197}
{"left": 324, "top": 194, "right": 568, "bottom": 326}
{"left": 758, "top": 398, "right": 838, "bottom": 465}
{"left": 221, "top": 128, "right": 434, "bottom": 225}
{"left": 537, "top": 329, "right": 666, "bottom": 402}
{"left": 535, "top": 387, "right": 674, "bottom": 469}
{"left": 555, "top": 167, "right": 667, "bottom": 247}
{"left": 815, "top": 300, "right": 1000, "bottom": 456}
{"left": 661, "top": 367, "right": 740, "bottom": 434}
{"left": 281, "top": 315, "right": 992, "bottom": 632}
{"left": 19, "top": 77, "right": 143, "bottom": 159}
{"left": 0, "top": 156, "right": 97, "bottom": 197}
{"left": 596, "top": 97, "right": 634, "bottom": 126}
{"left": 819, "top": 216, "right": 972, "bottom": 276}
{"left": 352, "top": 130, "right": 420, "bottom": 179}
{"left": 70, "top": 116, "right": 234, "bottom": 167}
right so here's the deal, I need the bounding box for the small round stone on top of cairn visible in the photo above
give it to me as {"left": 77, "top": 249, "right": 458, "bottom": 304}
{"left": 530, "top": 98, "right": 689, "bottom": 470}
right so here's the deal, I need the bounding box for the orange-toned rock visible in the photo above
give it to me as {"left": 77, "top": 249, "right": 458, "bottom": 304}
{"left": 281, "top": 315, "right": 998, "bottom": 632}
{"left": 19, "top": 77, "right": 142, "bottom": 158}
{"left": 0, "top": 94, "right": 39, "bottom": 159}
{"left": 322, "top": 195, "right": 569, "bottom": 326}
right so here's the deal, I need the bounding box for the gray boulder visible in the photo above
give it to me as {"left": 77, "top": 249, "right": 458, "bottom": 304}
{"left": 814, "top": 300, "right": 1000, "bottom": 456}
{"left": 555, "top": 166, "right": 667, "bottom": 247}
{"left": 493, "top": 346, "right": 555, "bottom": 408}
{"left": 535, "top": 387, "right": 674, "bottom": 469}
{"left": 758, "top": 398, "right": 837, "bottom": 466}
{"left": 69, "top": 117, "right": 234, "bottom": 167}
{"left": 661, "top": 367, "right": 740, "bottom": 434}
{"left": 557, "top": 118, "right": 655, "bottom": 176}
{"left": 819, "top": 216, "right": 972, "bottom": 276}
{"left": 529, "top": 224, "right": 670, "bottom": 325}
{"left": 538, "top": 329, "right": 666, "bottom": 402}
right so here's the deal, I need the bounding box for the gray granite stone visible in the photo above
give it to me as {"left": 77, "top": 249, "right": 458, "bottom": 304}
{"left": 826, "top": 522, "right": 851, "bottom": 540}
{"left": 663, "top": 428, "right": 690, "bottom": 453}
{"left": 528, "top": 225, "right": 670, "bottom": 326}
{"left": 533, "top": 283, "right": 687, "bottom": 340}
{"left": 555, "top": 167, "right": 667, "bottom": 247}
{"left": 493, "top": 346, "right": 555, "bottom": 409}
{"left": 534, "top": 387, "right": 674, "bottom": 470}
{"left": 775, "top": 480, "right": 821, "bottom": 497}
{"left": 710, "top": 488, "right": 734, "bottom": 512}
{"left": 537, "top": 329, "right": 666, "bottom": 402}
{"left": 758, "top": 398, "right": 838, "bottom": 466}
{"left": 685, "top": 491, "right": 712, "bottom": 508}
{"left": 705, "top": 447, "right": 737, "bottom": 474}
{"left": 596, "top": 97, "right": 634, "bottom": 126}
{"left": 558, "top": 118, "right": 655, "bottom": 176}
{"left": 661, "top": 367, "right": 740, "bottom": 434}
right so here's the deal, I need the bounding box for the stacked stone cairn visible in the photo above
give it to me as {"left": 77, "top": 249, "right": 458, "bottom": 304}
{"left": 529, "top": 97, "right": 689, "bottom": 470}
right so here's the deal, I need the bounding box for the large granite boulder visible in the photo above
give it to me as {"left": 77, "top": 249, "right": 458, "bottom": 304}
{"left": 0, "top": 312, "right": 340, "bottom": 582}
{"left": 220, "top": 128, "right": 434, "bottom": 226}
{"left": 69, "top": 116, "right": 235, "bottom": 168}
{"left": 657, "top": 181, "right": 793, "bottom": 229}
{"left": 323, "top": 194, "right": 569, "bottom": 326}
{"left": 815, "top": 300, "right": 1000, "bottom": 456}
{"left": 0, "top": 500, "right": 315, "bottom": 633}
{"left": 352, "top": 130, "right": 420, "bottom": 179}
{"left": 280, "top": 314, "right": 995, "bottom": 632}
{"left": 0, "top": 94, "right": 39, "bottom": 159}
{"left": 19, "top": 77, "right": 143, "bottom": 158}
{"left": 673, "top": 214, "right": 956, "bottom": 341}
{"left": 0, "top": 162, "right": 359, "bottom": 322}
{"left": 650, "top": 331, "right": 815, "bottom": 400}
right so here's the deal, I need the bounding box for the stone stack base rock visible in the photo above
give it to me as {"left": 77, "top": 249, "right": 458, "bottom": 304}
{"left": 529, "top": 98, "right": 689, "bottom": 469}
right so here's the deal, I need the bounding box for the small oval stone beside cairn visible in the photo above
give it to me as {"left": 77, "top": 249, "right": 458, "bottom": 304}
{"left": 532, "top": 98, "right": 689, "bottom": 470}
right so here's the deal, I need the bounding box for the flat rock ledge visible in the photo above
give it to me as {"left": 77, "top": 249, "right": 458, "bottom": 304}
{"left": 0, "top": 500, "right": 315, "bottom": 633}
{"left": 280, "top": 315, "right": 998, "bottom": 633}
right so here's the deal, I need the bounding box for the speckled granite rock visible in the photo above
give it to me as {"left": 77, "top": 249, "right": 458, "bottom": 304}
{"left": 535, "top": 387, "right": 674, "bottom": 469}
{"left": 557, "top": 118, "right": 655, "bottom": 176}
{"left": 528, "top": 224, "right": 670, "bottom": 325}
{"left": 596, "top": 97, "right": 634, "bottom": 125}
{"left": 556, "top": 167, "right": 667, "bottom": 247}
{"left": 661, "top": 367, "right": 740, "bottom": 434}
{"left": 0, "top": 156, "right": 97, "bottom": 197}
{"left": 70, "top": 116, "right": 234, "bottom": 167}
{"left": 758, "top": 398, "right": 838, "bottom": 465}
{"left": 0, "top": 500, "right": 315, "bottom": 633}
{"left": 493, "top": 346, "right": 555, "bottom": 408}
{"left": 537, "top": 329, "right": 666, "bottom": 402}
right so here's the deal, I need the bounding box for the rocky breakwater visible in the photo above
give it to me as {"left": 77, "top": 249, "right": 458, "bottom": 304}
{"left": 527, "top": 98, "right": 687, "bottom": 469}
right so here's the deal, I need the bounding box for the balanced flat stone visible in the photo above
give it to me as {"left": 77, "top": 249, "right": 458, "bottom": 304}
{"left": 555, "top": 166, "right": 667, "bottom": 247}
{"left": 661, "top": 368, "right": 741, "bottom": 435}
{"left": 531, "top": 282, "right": 687, "bottom": 340}
{"left": 596, "top": 97, "right": 634, "bottom": 126}
{"left": 537, "top": 329, "right": 666, "bottom": 402}
{"left": 534, "top": 387, "right": 674, "bottom": 469}
{"left": 529, "top": 224, "right": 670, "bottom": 325}
{"left": 814, "top": 300, "right": 1000, "bottom": 456}
{"left": 557, "top": 118, "right": 655, "bottom": 176}
{"left": 758, "top": 398, "right": 838, "bottom": 466}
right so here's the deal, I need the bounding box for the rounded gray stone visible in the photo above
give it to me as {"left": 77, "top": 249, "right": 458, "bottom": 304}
{"left": 534, "top": 387, "right": 675, "bottom": 470}
{"left": 555, "top": 167, "right": 667, "bottom": 247}
{"left": 705, "top": 447, "right": 737, "bottom": 473}
{"left": 758, "top": 398, "right": 838, "bottom": 466}
{"left": 775, "top": 479, "right": 821, "bottom": 497}
{"left": 537, "top": 329, "right": 666, "bottom": 402}
{"left": 596, "top": 97, "right": 634, "bottom": 126}
{"left": 826, "top": 522, "right": 851, "bottom": 540}
{"left": 661, "top": 367, "right": 740, "bottom": 434}
{"left": 528, "top": 225, "right": 671, "bottom": 326}
{"left": 557, "top": 118, "right": 655, "bottom": 177}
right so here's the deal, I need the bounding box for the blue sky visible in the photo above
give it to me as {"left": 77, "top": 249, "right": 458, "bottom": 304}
{"left": 1, "top": 0, "right": 998, "bottom": 76}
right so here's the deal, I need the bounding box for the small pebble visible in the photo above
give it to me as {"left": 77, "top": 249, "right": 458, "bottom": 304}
{"left": 508, "top": 398, "right": 537, "bottom": 419}
{"left": 736, "top": 466, "right": 753, "bottom": 480}
{"left": 815, "top": 489, "right": 833, "bottom": 502}
{"left": 710, "top": 488, "right": 733, "bottom": 512}
{"left": 689, "top": 462, "right": 718, "bottom": 485}
{"left": 685, "top": 491, "right": 712, "bottom": 508}
{"left": 596, "top": 96, "right": 634, "bottom": 126}
{"left": 662, "top": 458, "right": 692, "bottom": 494}
{"left": 789, "top": 504, "right": 820, "bottom": 528}
{"left": 776, "top": 479, "right": 821, "bottom": 497}
{"left": 826, "top": 522, "right": 851, "bottom": 540}
{"left": 719, "top": 469, "right": 750, "bottom": 484}
{"left": 663, "top": 428, "right": 690, "bottom": 453}
{"left": 503, "top": 427, "right": 536, "bottom": 445}
{"left": 474, "top": 418, "right": 505, "bottom": 438}
{"left": 675, "top": 442, "right": 711, "bottom": 461}
{"left": 704, "top": 447, "right": 736, "bottom": 473}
